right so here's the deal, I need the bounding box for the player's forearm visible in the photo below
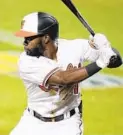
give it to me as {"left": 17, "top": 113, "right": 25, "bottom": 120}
{"left": 61, "top": 67, "right": 88, "bottom": 84}
{"left": 62, "top": 48, "right": 122, "bottom": 85}
{"left": 61, "top": 62, "right": 101, "bottom": 84}
{"left": 48, "top": 47, "right": 121, "bottom": 85}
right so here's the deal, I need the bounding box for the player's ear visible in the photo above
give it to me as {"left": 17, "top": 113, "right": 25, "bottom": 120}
{"left": 43, "top": 34, "right": 50, "bottom": 44}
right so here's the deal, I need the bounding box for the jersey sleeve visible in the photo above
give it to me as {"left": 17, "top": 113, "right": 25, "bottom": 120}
{"left": 76, "top": 39, "right": 99, "bottom": 62}
{"left": 18, "top": 55, "right": 61, "bottom": 87}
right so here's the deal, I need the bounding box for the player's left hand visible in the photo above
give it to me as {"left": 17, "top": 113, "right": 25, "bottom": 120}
{"left": 96, "top": 47, "right": 117, "bottom": 68}
{"left": 89, "top": 33, "right": 111, "bottom": 50}
{"left": 107, "top": 48, "right": 122, "bottom": 68}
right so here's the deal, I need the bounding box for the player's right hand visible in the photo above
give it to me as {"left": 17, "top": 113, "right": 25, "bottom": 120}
{"left": 89, "top": 33, "right": 111, "bottom": 50}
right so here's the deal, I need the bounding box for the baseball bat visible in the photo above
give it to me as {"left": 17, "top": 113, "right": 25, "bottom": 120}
{"left": 61, "top": 0, "right": 118, "bottom": 63}
{"left": 61, "top": 0, "right": 95, "bottom": 36}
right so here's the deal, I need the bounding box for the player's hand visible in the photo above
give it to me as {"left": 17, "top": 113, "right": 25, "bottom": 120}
{"left": 107, "top": 48, "right": 123, "bottom": 68}
{"left": 89, "top": 33, "right": 111, "bottom": 49}
{"left": 96, "top": 47, "right": 117, "bottom": 68}
{"left": 89, "top": 33, "right": 118, "bottom": 68}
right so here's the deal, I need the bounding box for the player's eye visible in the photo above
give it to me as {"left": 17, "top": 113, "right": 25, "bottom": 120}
{"left": 23, "top": 37, "right": 35, "bottom": 46}
{"left": 23, "top": 38, "right": 30, "bottom": 46}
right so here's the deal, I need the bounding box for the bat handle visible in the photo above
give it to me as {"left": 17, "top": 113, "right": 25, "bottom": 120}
{"left": 85, "top": 22, "right": 95, "bottom": 36}
{"left": 90, "top": 29, "right": 95, "bottom": 37}
{"left": 78, "top": 12, "right": 95, "bottom": 36}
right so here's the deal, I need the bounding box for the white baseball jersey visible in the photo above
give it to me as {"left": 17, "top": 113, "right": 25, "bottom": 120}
{"left": 18, "top": 38, "right": 99, "bottom": 117}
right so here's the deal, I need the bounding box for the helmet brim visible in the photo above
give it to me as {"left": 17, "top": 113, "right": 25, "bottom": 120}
{"left": 15, "top": 30, "right": 37, "bottom": 37}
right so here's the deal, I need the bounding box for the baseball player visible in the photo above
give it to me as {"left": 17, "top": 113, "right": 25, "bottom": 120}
{"left": 10, "top": 12, "right": 122, "bottom": 135}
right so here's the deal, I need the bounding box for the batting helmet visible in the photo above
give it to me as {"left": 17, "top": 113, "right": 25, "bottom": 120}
{"left": 15, "top": 12, "right": 59, "bottom": 40}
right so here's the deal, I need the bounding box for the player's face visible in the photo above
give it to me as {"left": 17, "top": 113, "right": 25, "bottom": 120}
{"left": 23, "top": 34, "right": 57, "bottom": 58}
{"left": 23, "top": 35, "right": 45, "bottom": 56}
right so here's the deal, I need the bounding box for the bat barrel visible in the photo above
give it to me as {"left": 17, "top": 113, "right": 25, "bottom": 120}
{"left": 61, "top": 0, "right": 95, "bottom": 36}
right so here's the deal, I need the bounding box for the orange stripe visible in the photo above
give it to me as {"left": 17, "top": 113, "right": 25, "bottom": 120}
{"left": 42, "top": 67, "right": 60, "bottom": 87}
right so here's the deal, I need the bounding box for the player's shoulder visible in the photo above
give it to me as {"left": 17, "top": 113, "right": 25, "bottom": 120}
{"left": 19, "top": 51, "right": 38, "bottom": 63}
{"left": 19, "top": 51, "right": 46, "bottom": 61}
{"left": 18, "top": 51, "right": 57, "bottom": 68}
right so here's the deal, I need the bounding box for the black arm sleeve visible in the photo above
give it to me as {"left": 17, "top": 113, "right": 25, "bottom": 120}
{"left": 107, "top": 48, "right": 122, "bottom": 68}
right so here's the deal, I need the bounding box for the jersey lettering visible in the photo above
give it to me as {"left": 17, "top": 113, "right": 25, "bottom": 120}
{"left": 66, "top": 63, "right": 82, "bottom": 95}
{"left": 73, "top": 83, "right": 78, "bottom": 95}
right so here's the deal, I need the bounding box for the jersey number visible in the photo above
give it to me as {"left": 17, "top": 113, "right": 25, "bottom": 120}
{"left": 67, "top": 63, "right": 81, "bottom": 95}
{"left": 73, "top": 83, "right": 78, "bottom": 95}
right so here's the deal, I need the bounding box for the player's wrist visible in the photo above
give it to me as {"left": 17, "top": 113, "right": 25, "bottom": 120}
{"left": 85, "top": 62, "right": 102, "bottom": 77}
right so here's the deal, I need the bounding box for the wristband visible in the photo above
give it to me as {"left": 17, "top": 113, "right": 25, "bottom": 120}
{"left": 85, "top": 62, "right": 102, "bottom": 77}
